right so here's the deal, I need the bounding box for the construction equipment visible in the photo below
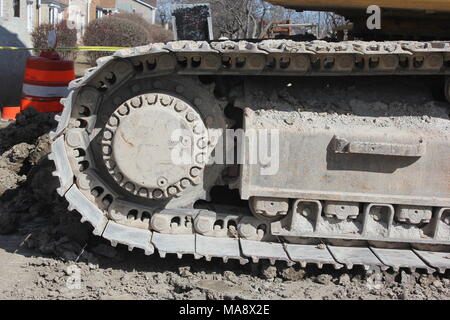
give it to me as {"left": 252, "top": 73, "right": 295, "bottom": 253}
{"left": 50, "top": 0, "right": 450, "bottom": 273}
{"left": 267, "top": 0, "right": 450, "bottom": 39}
{"left": 263, "top": 20, "right": 318, "bottom": 39}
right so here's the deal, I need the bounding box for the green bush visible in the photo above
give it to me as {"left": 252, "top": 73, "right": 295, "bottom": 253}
{"left": 31, "top": 21, "right": 78, "bottom": 60}
{"left": 83, "top": 15, "right": 150, "bottom": 66}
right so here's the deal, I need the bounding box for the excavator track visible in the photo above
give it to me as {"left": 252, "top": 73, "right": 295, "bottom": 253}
{"left": 50, "top": 40, "right": 450, "bottom": 274}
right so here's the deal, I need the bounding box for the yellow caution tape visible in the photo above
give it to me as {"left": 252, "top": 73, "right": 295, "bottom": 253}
{"left": 0, "top": 46, "right": 128, "bottom": 51}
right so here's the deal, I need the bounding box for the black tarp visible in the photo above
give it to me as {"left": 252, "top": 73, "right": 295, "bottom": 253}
{"left": 172, "top": 4, "right": 212, "bottom": 41}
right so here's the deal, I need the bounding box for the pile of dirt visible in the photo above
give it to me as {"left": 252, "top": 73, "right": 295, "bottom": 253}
{"left": 0, "top": 109, "right": 56, "bottom": 233}
{"left": 0, "top": 109, "right": 95, "bottom": 264}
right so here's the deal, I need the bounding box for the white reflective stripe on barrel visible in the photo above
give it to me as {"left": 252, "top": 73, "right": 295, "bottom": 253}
{"left": 22, "top": 84, "right": 69, "bottom": 98}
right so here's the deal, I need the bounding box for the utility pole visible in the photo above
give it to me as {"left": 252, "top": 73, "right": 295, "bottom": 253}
{"left": 317, "top": 11, "right": 321, "bottom": 38}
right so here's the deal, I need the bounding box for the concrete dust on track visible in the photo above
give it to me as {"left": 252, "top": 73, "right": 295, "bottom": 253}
{"left": 0, "top": 108, "right": 448, "bottom": 300}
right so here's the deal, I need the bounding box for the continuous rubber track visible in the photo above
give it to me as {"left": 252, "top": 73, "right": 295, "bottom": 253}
{"left": 50, "top": 40, "right": 450, "bottom": 274}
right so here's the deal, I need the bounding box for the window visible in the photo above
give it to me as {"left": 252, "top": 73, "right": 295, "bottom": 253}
{"left": 95, "top": 8, "right": 102, "bottom": 19}
{"left": 13, "top": 0, "right": 20, "bottom": 17}
{"left": 49, "top": 6, "right": 57, "bottom": 24}
{"left": 48, "top": 6, "right": 61, "bottom": 25}
{"left": 27, "top": 2, "right": 33, "bottom": 31}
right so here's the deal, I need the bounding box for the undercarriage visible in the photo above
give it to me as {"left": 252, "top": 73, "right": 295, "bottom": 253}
{"left": 50, "top": 40, "right": 450, "bottom": 273}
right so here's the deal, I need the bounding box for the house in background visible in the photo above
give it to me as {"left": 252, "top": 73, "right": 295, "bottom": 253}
{"left": 115, "top": 0, "right": 156, "bottom": 24}
{"left": 90, "top": 0, "right": 156, "bottom": 24}
{"left": 1, "top": 0, "right": 35, "bottom": 46}
{"left": 1, "top": 0, "right": 71, "bottom": 46}
{"left": 0, "top": 0, "right": 157, "bottom": 107}
{"left": 38, "top": 0, "right": 69, "bottom": 27}
{"left": 0, "top": 0, "right": 157, "bottom": 46}
{"left": 89, "top": 0, "right": 116, "bottom": 20}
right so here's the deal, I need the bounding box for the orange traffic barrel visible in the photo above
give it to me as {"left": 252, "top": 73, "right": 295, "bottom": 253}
{"left": 20, "top": 52, "right": 74, "bottom": 113}
{"left": 1, "top": 106, "right": 21, "bottom": 121}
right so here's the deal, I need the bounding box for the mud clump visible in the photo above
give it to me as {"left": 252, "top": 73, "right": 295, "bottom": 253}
{"left": 1, "top": 113, "right": 103, "bottom": 273}
{"left": 0, "top": 109, "right": 57, "bottom": 234}
{"left": 0, "top": 108, "right": 56, "bottom": 155}
{"left": 0, "top": 109, "right": 109, "bottom": 266}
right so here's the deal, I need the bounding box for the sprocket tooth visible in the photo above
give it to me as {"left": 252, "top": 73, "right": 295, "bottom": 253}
{"left": 194, "top": 254, "right": 202, "bottom": 260}
{"left": 239, "top": 259, "right": 248, "bottom": 266}
{"left": 333, "top": 264, "right": 344, "bottom": 270}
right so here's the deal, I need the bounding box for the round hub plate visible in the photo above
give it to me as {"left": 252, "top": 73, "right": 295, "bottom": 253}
{"left": 102, "top": 93, "right": 208, "bottom": 199}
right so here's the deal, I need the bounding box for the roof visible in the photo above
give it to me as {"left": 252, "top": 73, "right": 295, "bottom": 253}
{"left": 41, "top": 0, "right": 69, "bottom": 8}
{"left": 136, "top": 0, "right": 156, "bottom": 8}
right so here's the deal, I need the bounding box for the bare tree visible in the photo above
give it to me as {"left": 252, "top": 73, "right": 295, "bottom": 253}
{"left": 157, "top": 0, "right": 173, "bottom": 25}
{"left": 157, "top": 0, "right": 342, "bottom": 40}
{"left": 323, "top": 12, "right": 347, "bottom": 37}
